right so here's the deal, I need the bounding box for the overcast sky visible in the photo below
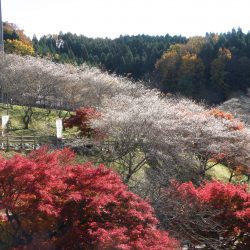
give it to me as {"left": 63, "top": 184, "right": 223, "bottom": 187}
{"left": 2, "top": 0, "right": 250, "bottom": 39}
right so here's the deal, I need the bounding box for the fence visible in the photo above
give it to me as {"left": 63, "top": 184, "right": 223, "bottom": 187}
{"left": 0, "top": 135, "right": 60, "bottom": 152}
{"left": 0, "top": 134, "right": 117, "bottom": 154}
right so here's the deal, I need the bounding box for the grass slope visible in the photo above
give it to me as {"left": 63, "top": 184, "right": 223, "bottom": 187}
{"left": 0, "top": 104, "right": 77, "bottom": 138}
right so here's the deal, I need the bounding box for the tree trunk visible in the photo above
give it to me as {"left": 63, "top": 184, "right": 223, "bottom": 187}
{"left": 228, "top": 170, "right": 234, "bottom": 182}
{"left": 23, "top": 106, "right": 33, "bottom": 129}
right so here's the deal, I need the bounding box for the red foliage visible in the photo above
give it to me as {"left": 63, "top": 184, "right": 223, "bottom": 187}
{"left": 208, "top": 108, "right": 234, "bottom": 120}
{"left": 208, "top": 108, "right": 245, "bottom": 131}
{"left": 0, "top": 148, "right": 178, "bottom": 249}
{"left": 64, "top": 107, "right": 101, "bottom": 137}
{"left": 161, "top": 181, "right": 250, "bottom": 249}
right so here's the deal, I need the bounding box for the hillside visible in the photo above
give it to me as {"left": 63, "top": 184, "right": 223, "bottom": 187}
{"left": 0, "top": 104, "right": 74, "bottom": 137}
{"left": 3, "top": 22, "right": 250, "bottom": 104}
{"left": 0, "top": 51, "right": 249, "bottom": 249}
{"left": 1, "top": 1, "right": 250, "bottom": 247}
{"left": 219, "top": 89, "right": 250, "bottom": 126}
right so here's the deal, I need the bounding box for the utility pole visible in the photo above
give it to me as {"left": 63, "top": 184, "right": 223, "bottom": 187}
{"left": 0, "top": 0, "right": 3, "bottom": 56}
{"left": 0, "top": 0, "right": 5, "bottom": 115}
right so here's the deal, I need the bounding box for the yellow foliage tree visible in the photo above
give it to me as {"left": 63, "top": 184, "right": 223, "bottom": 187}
{"left": 155, "top": 41, "right": 205, "bottom": 95}
{"left": 218, "top": 47, "right": 232, "bottom": 60}
{"left": 3, "top": 22, "right": 35, "bottom": 56}
{"left": 179, "top": 53, "right": 205, "bottom": 79}
{"left": 155, "top": 44, "right": 183, "bottom": 83}
{"left": 5, "top": 39, "right": 35, "bottom": 56}
{"left": 185, "top": 36, "right": 206, "bottom": 54}
{"left": 4, "top": 22, "right": 32, "bottom": 46}
{"left": 211, "top": 47, "right": 232, "bottom": 90}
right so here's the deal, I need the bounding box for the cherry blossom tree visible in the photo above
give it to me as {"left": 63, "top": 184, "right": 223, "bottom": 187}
{"left": 0, "top": 54, "right": 147, "bottom": 111}
{"left": 92, "top": 91, "right": 250, "bottom": 188}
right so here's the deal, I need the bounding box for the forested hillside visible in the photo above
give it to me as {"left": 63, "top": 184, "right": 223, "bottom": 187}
{"left": 33, "top": 32, "right": 186, "bottom": 78}
{"left": 1, "top": 53, "right": 249, "bottom": 249}
{"left": 3, "top": 22, "right": 250, "bottom": 103}
{"left": 156, "top": 32, "right": 250, "bottom": 103}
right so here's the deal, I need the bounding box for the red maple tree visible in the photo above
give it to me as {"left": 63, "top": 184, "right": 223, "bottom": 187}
{"left": 64, "top": 107, "right": 101, "bottom": 137}
{"left": 157, "top": 181, "right": 250, "bottom": 249}
{"left": 0, "top": 147, "right": 178, "bottom": 249}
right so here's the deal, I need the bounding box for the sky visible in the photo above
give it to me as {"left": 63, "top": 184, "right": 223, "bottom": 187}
{"left": 2, "top": 0, "right": 250, "bottom": 39}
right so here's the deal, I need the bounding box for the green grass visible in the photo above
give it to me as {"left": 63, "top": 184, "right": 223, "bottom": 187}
{"left": 206, "top": 164, "right": 231, "bottom": 182}
{"left": 0, "top": 104, "right": 248, "bottom": 186}
{"left": 0, "top": 104, "right": 78, "bottom": 138}
{"left": 207, "top": 163, "right": 249, "bottom": 185}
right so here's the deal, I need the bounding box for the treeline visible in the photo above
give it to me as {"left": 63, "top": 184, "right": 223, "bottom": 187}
{"left": 32, "top": 29, "right": 250, "bottom": 103}
{"left": 156, "top": 30, "right": 250, "bottom": 103}
{"left": 3, "top": 22, "right": 250, "bottom": 103}
{"left": 33, "top": 33, "right": 186, "bottom": 78}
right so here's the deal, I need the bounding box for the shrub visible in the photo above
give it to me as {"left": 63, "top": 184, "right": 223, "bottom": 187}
{"left": 64, "top": 107, "right": 101, "bottom": 137}
{"left": 156, "top": 181, "right": 250, "bottom": 249}
{"left": 0, "top": 148, "right": 178, "bottom": 249}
